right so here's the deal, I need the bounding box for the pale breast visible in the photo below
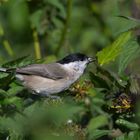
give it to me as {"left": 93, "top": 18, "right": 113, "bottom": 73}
{"left": 21, "top": 75, "right": 72, "bottom": 94}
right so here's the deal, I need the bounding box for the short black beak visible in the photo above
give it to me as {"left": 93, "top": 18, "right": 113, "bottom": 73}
{"left": 88, "top": 57, "right": 96, "bottom": 63}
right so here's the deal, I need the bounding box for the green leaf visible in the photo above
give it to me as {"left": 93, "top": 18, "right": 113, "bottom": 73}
{"left": 87, "top": 115, "right": 108, "bottom": 132}
{"left": 128, "top": 131, "right": 140, "bottom": 140}
{"left": 118, "top": 40, "right": 140, "bottom": 74}
{"left": 129, "top": 76, "right": 140, "bottom": 94}
{"left": 45, "top": 0, "right": 66, "bottom": 18}
{"left": 116, "top": 119, "right": 139, "bottom": 130}
{"left": 0, "top": 73, "right": 14, "bottom": 89}
{"left": 118, "top": 15, "right": 140, "bottom": 23}
{"left": 7, "top": 83, "right": 24, "bottom": 96}
{"left": 2, "top": 56, "right": 35, "bottom": 68}
{"left": 3, "top": 97, "right": 22, "bottom": 106}
{"left": 116, "top": 131, "right": 140, "bottom": 140}
{"left": 110, "top": 16, "right": 140, "bottom": 36}
{"left": 89, "top": 72, "right": 110, "bottom": 89}
{"left": 97, "top": 31, "right": 131, "bottom": 65}
{"left": 30, "top": 10, "right": 43, "bottom": 29}
{"left": 97, "top": 66, "right": 123, "bottom": 88}
{"left": 88, "top": 129, "right": 110, "bottom": 140}
{"left": 24, "top": 101, "right": 83, "bottom": 127}
{"left": 0, "top": 115, "right": 25, "bottom": 136}
{"left": 0, "top": 89, "right": 8, "bottom": 100}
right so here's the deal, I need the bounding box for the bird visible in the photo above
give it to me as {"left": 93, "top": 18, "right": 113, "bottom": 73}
{"left": 0, "top": 53, "right": 95, "bottom": 98}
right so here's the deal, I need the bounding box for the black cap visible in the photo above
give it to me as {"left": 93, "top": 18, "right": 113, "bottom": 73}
{"left": 58, "top": 53, "right": 89, "bottom": 64}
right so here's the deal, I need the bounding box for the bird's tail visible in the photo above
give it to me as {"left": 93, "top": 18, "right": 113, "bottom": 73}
{"left": 0, "top": 68, "right": 14, "bottom": 73}
{"left": 0, "top": 67, "right": 7, "bottom": 72}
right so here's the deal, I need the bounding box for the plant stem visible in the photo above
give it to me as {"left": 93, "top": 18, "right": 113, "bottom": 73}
{"left": 32, "top": 28, "right": 41, "bottom": 59}
{"left": 0, "top": 24, "right": 14, "bottom": 57}
{"left": 55, "top": 0, "right": 73, "bottom": 56}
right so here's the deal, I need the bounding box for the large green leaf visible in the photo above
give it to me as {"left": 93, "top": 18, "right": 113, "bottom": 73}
{"left": 87, "top": 115, "right": 109, "bottom": 139}
{"left": 0, "top": 73, "right": 14, "bottom": 89}
{"left": 2, "top": 56, "right": 30, "bottom": 68}
{"left": 129, "top": 76, "right": 140, "bottom": 94}
{"left": 45, "top": 0, "right": 66, "bottom": 18}
{"left": 116, "top": 131, "right": 140, "bottom": 140}
{"left": 30, "top": 10, "right": 43, "bottom": 30}
{"left": 113, "top": 16, "right": 140, "bottom": 35}
{"left": 89, "top": 72, "right": 110, "bottom": 90}
{"left": 88, "top": 129, "right": 110, "bottom": 140}
{"left": 97, "top": 31, "right": 131, "bottom": 66}
{"left": 116, "top": 119, "right": 139, "bottom": 131}
{"left": 2, "top": 56, "right": 40, "bottom": 68}
{"left": 118, "top": 40, "right": 140, "bottom": 74}
{"left": 87, "top": 115, "right": 108, "bottom": 132}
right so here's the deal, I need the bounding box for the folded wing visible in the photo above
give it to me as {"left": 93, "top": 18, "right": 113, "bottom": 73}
{"left": 16, "top": 63, "right": 67, "bottom": 80}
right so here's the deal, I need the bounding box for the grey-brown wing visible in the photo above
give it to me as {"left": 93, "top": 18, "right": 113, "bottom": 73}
{"left": 16, "top": 63, "right": 67, "bottom": 80}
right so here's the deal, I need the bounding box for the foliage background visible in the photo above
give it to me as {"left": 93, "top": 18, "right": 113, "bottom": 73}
{"left": 0, "top": 0, "right": 140, "bottom": 140}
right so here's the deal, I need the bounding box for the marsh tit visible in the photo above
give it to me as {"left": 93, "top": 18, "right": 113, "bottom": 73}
{"left": 0, "top": 53, "right": 95, "bottom": 98}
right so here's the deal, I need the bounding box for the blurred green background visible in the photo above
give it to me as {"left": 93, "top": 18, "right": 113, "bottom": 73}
{"left": 0, "top": 0, "right": 140, "bottom": 140}
{"left": 0, "top": 0, "right": 134, "bottom": 61}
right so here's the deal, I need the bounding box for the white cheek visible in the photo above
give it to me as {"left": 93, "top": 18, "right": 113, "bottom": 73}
{"left": 73, "top": 65, "right": 79, "bottom": 71}
{"left": 63, "top": 61, "right": 87, "bottom": 74}
{"left": 77, "top": 61, "right": 87, "bottom": 72}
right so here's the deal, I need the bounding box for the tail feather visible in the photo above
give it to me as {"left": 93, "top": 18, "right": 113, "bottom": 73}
{"left": 0, "top": 68, "right": 7, "bottom": 72}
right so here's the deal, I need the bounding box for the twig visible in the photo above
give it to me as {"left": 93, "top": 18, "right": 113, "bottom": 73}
{"left": 32, "top": 28, "right": 41, "bottom": 59}
{"left": 0, "top": 24, "right": 14, "bottom": 57}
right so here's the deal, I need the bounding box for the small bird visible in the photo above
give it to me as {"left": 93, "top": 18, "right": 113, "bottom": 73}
{"left": 0, "top": 53, "right": 95, "bottom": 98}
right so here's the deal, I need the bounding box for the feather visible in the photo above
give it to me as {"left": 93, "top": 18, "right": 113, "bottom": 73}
{"left": 16, "top": 63, "right": 68, "bottom": 80}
